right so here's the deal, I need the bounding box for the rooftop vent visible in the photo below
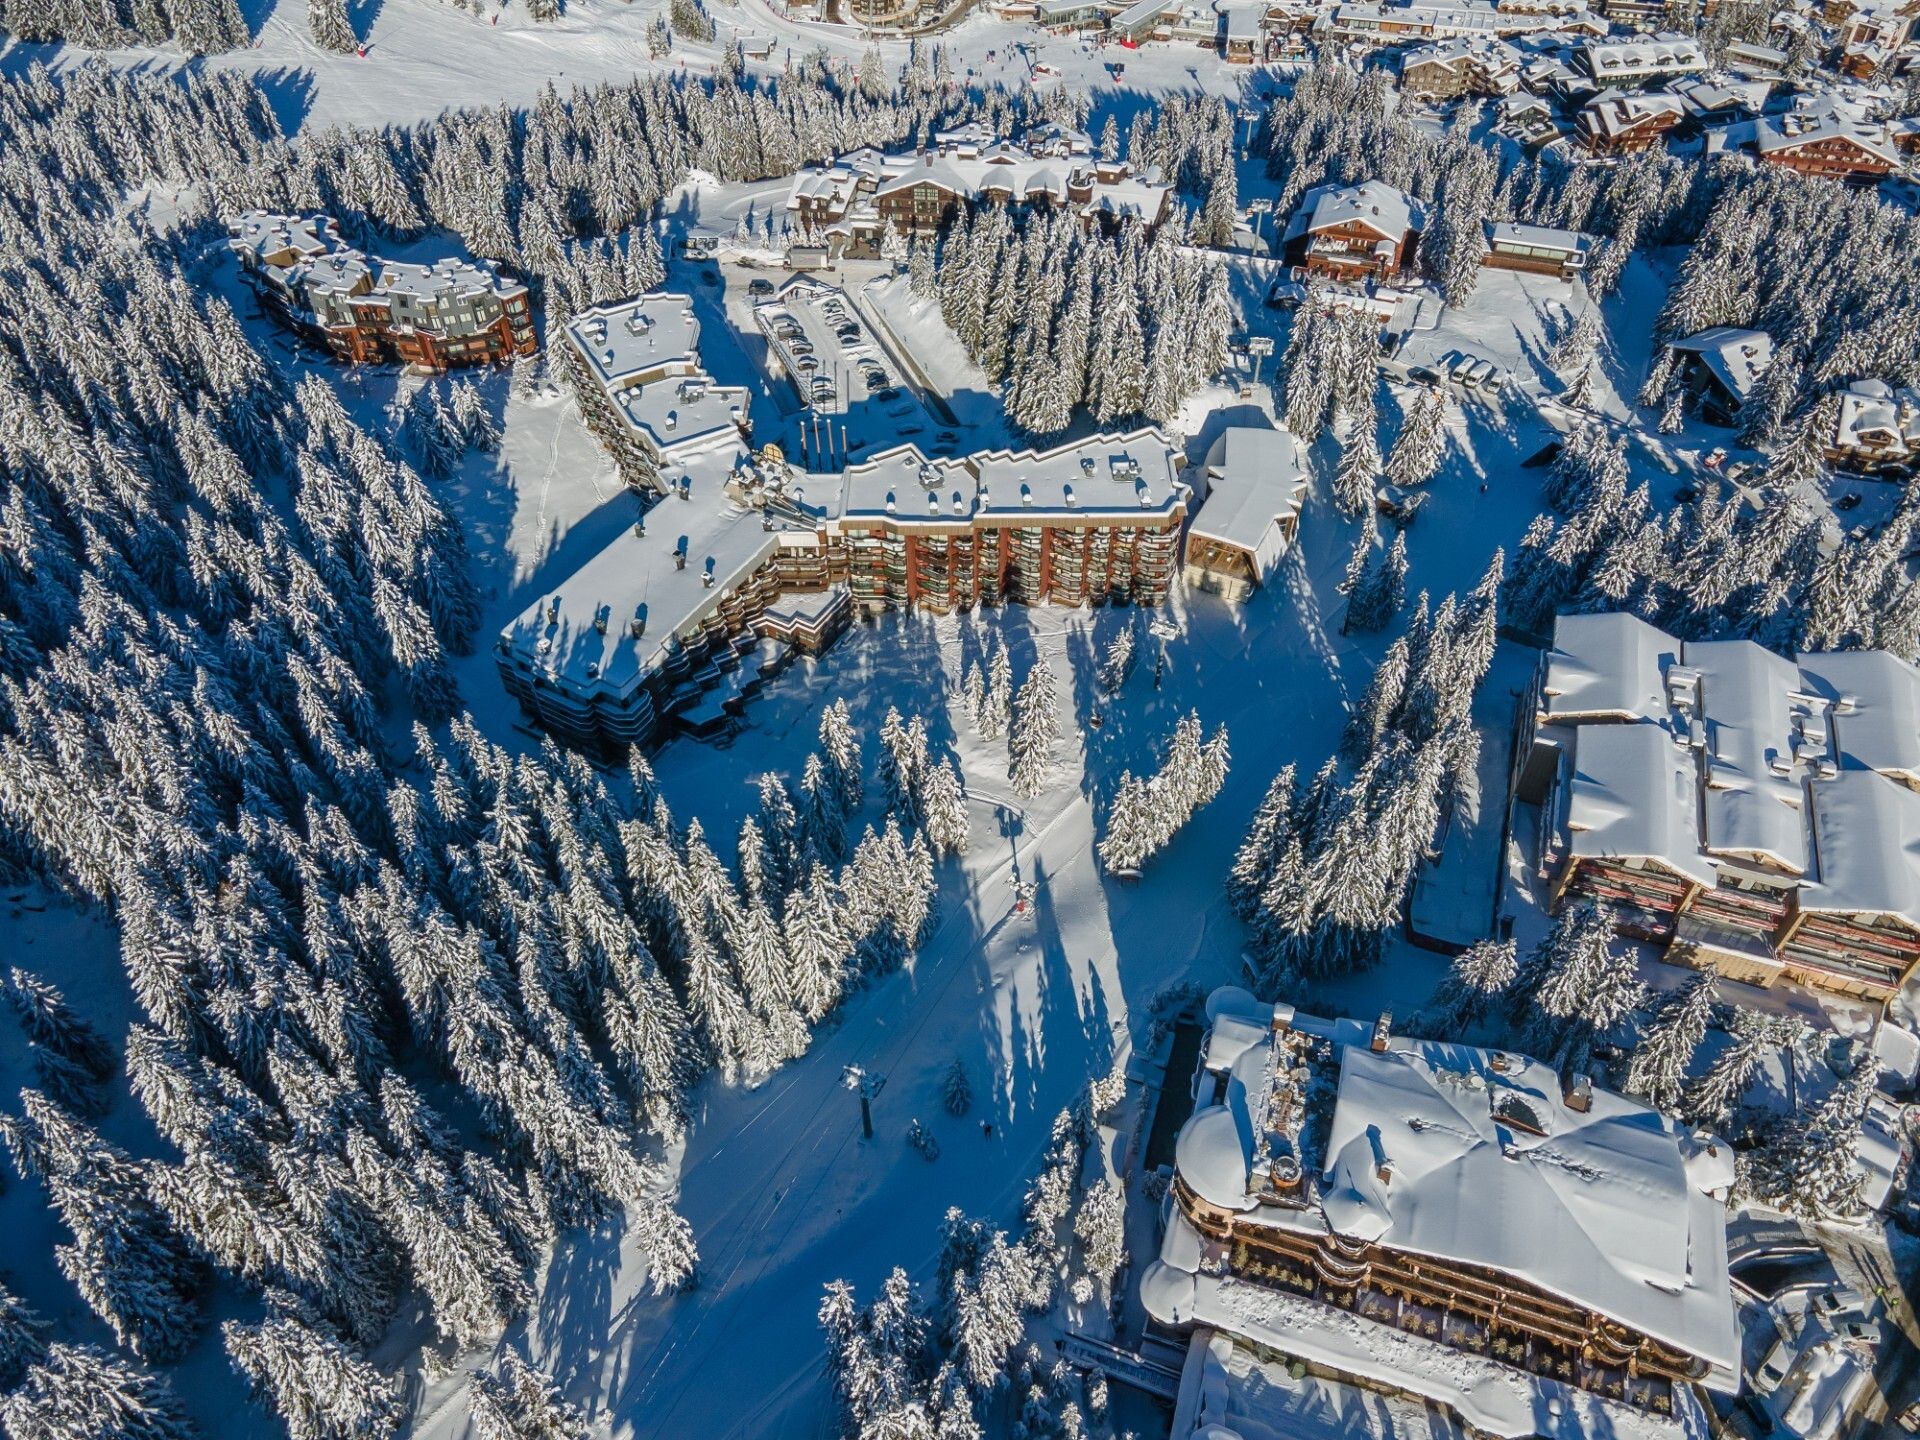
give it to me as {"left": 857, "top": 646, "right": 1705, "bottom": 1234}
{"left": 629, "top": 605, "right": 648, "bottom": 639}
{"left": 885, "top": 491, "right": 897, "bottom": 514}
{"left": 593, "top": 604, "right": 610, "bottom": 636}
{"left": 546, "top": 596, "right": 562, "bottom": 624}
{"left": 703, "top": 558, "right": 716, "bottom": 589}
{"left": 952, "top": 491, "right": 966, "bottom": 516}
{"left": 1021, "top": 483, "right": 1033, "bottom": 507}
{"left": 1064, "top": 484, "right": 1076, "bottom": 508}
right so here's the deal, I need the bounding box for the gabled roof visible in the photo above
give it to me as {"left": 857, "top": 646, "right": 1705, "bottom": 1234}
{"left": 1669, "top": 326, "right": 1774, "bottom": 403}
{"left": 1285, "top": 180, "right": 1426, "bottom": 244}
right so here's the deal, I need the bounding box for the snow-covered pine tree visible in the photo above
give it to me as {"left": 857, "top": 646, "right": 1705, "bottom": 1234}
{"left": 1385, "top": 386, "right": 1447, "bottom": 488}
{"left": 0, "top": 1091, "right": 204, "bottom": 1362}
{"left": 1623, "top": 966, "right": 1716, "bottom": 1114}
{"left": 943, "top": 1058, "right": 972, "bottom": 1117}
{"left": 1071, "top": 1177, "right": 1126, "bottom": 1301}
{"left": 1097, "top": 622, "right": 1136, "bottom": 695}
{"left": 0, "top": 1343, "right": 198, "bottom": 1440}
{"left": 222, "top": 1297, "right": 404, "bottom": 1440}
{"left": 819, "top": 699, "right": 865, "bottom": 819}
{"left": 1333, "top": 418, "right": 1381, "bottom": 519}
{"left": 921, "top": 759, "right": 971, "bottom": 858}
{"left": 1680, "top": 1009, "right": 1770, "bottom": 1130}
{"left": 1414, "top": 937, "right": 1516, "bottom": 1039}
{"left": 1227, "top": 766, "right": 1297, "bottom": 922}
{"left": 0, "top": 1282, "right": 48, "bottom": 1393}
{"left": 1007, "top": 660, "right": 1060, "bottom": 801}
{"left": 307, "top": 0, "right": 356, "bottom": 51}
{"left": 784, "top": 864, "right": 851, "bottom": 1022}
{"left": 468, "top": 1350, "right": 588, "bottom": 1440}
{"left": 1739, "top": 1044, "right": 1880, "bottom": 1221}
{"left": 2, "top": 968, "right": 116, "bottom": 1116}
{"left": 981, "top": 643, "right": 1014, "bottom": 741}
{"left": 1097, "top": 773, "right": 1157, "bottom": 878}
{"left": 1343, "top": 530, "right": 1407, "bottom": 634}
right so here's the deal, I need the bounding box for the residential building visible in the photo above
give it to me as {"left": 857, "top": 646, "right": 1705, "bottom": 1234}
{"left": 1399, "top": 35, "right": 1523, "bottom": 95}
{"left": 1516, "top": 612, "right": 1920, "bottom": 1001}
{"left": 834, "top": 430, "right": 1189, "bottom": 612}
{"left": 563, "top": 296, "right": 752, "bottom": 489}
{"left": 1280, "top": 180, "right": 1426, "bottom": 283}
{"left": 1830, "top": 377, "right": 1920, "bottom": 474}
{"left": 1481, "top": 220, "right": 1590, "bottom": 277}
{"left": 1577, "top": 92, "right": 1685, "bottom": 153}
{"left": 1326, "top": 0, "right": 1574, "bottom": 44}
{"left": 505, "top": 296, "right": 1191, "bottom": 747}
{"left": 784, "top": 132, "right": 1172, "bottom": 257}
{"left": 1183, "top": 426, "right": 1309, "bottom": 601}
{"left": 1665, "top": 327, "right": 1775, "bottom": 424}
{"left": 1147, "top": 993, "right": 1740, "bottom": 1440}
{"left": 227, "top": 211, "right": 535, "bottom": 372}
{"left": 1577, "top": 32, "right": 1708, "bottom": 85}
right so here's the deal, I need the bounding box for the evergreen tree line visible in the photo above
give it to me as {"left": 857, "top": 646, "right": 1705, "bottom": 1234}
{"left": 1505, "top": 420, "right": 1920, "bottom": 659}
{"left": 0, "top": 62, "right": 974, "bottom": 1439}
{"left": 1651, "top": 165, "right": 1920, "bottom": 440}
{"left": 1228, "top": 556, "right": 1502, "bottom": 988}
{"left": 919, "top": 205, "right": 1235, "bottom": 439}
{"left": 0, "top": 0, "right": 247, "bottom": 54}
{"left": 818, "top": 1068, "right": 1126, "bottom": 1440}
{"left": 1413, "top": 911, "right": 1883, "bottom": 1222}
{"left": 1098, "top": 711, "right": 1230, "bottom": 878}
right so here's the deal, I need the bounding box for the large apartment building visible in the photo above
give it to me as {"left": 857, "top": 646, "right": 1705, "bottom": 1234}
{"left": 1148, "top": 993, "right": 1739, "bottom": 1440}
{"left": 495, "top": 293, "right": 1189, "bottom": 751}
{"left": 227, "top": 212, "right": 535, "bottom": 372}
{"left": 1516, "top": 612, "right": 1920, "bottom": 1002}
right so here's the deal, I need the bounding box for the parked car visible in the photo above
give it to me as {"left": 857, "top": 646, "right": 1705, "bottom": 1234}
{"left": 748, "top": 278, "right": 775, "bottom": 296}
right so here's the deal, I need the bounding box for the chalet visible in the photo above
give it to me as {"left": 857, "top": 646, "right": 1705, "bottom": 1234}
{"left": 1281, "top": 180, "right": 1426, "bottom": 283}
{"left": 1481, "top": 220, "right": 1590, "bottom": 278}
{"left": 1668, "top": 76, "right": 1773, "bottom": 127}
{"left": 1576, "top": 32, "right": 1708, "bottom": 86}
{"left": 1147, "top": 994, "right": 1739, "bottom": 1440}
{"left": 1751, "top": 110, "right": 1901, "bottom": 181}
{"left": 1183, "top": 426, "right": 1309, "bottom": 601}
{"left": 1399, "top": 35, "right": 1522, "bottom": 96}
{"left": 227, "top": 211, "right": 535, "bottom": 373}
{"left": 1830, "top": 378, "right": 1920, "bottom": 474}
{"left": 1576, "top": 91, "right": 1685, "bottom": 154}
{"left": 1665, "top": 327, "right": 1774, "bottom": 424}
{"left": 1517, "top": 612, "right": 1920, "bottom": 1002}
{"left": 1496, "top": 90, "right": 1564, "bottom": 146}
{"left": 785, "top": 135, "right": 1173, "bottom": 255}
{"left": 1722, "top": 40, "right": 1790, "bottom": 76}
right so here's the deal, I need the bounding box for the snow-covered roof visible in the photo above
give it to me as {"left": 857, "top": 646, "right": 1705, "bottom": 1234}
{"left": 1803, "top": 769, "right": 1920, "bottom": 918}
{"left": 1286, "top": 180, "right": 1426, "bottom": 244}
{"left": 1542, "top": 611, "right": 1676, "bottom": 720}
{"left": 1153, "top": 998, "right": 1741, "bottom": 1431}
{"left": 1579, "top": 92, "right": 1685, "bottom": 142}
{"left": 1669, "top": 327, "right": 1775, "bottom": 405}
{"left": 1190, "top": 426, "right": 1309, "bottom": 582}
{"left": 838, "top": 430, "right": 1188, "bottom": 524}
{"left": 1317, "top": 1040, "right": 1739, "bottom": 1375}
{"left": 1688, "top": 639, "right": 1810, "bottom": 872}
{"left": 1798, "top": 648, "right": 1920, "bottom": 784}
{"left": 377, "top": 256, "right": 521, "bottom": 306}
{"left": 1485, "top": 220, "right": 1590, "bottom": 255}
{"left": 227, "top": 210, "right": 337, "bottom": 266}
{"left": 1566, "top": 722, "right": 1719, "bottom": 886}
{"left": 1541, "top": 615, "right": 1920, "bottom": 924}
{"left": 1579, "top": 31, "right": 1707, "bottom": 77}
{"left": 1668, "top": 76, "right": 1773, "bottom": 118}
{"left": 1830, "top": 378, "right": 1920, "bottom": 462}
{"left": 567, "top": 295, "right": 704, "bottom": 389}
{"left": 1752, "top": 111, "right": 1900, "bottom": 168}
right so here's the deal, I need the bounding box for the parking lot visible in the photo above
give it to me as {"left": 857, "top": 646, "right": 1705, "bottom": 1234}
{"left": 752, "top": 277, "right": 949, "bottom": 463}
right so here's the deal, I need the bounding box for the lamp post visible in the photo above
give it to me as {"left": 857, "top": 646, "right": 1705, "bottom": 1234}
{"left": 843, "top": 1065, "right": 883, "bottom": 1139}
{"left": 1247, "top": 334, "right": 1275, "bottom": 391}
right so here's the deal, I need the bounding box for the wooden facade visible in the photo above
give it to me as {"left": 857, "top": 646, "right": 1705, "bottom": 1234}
{"left": 1174, "top": 1176, "right": 1699, "bottom": 1418}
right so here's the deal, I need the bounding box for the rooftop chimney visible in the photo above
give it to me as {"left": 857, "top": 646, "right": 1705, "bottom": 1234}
{"left": 1370, "top": 1011, "right": 1392, "bottom": 1053}
{"left": 592, "top": 604, "right": 609, "bottom": 636}
{"left": 1564, "top": 1071, "right": 1592, "bottom": 1114}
